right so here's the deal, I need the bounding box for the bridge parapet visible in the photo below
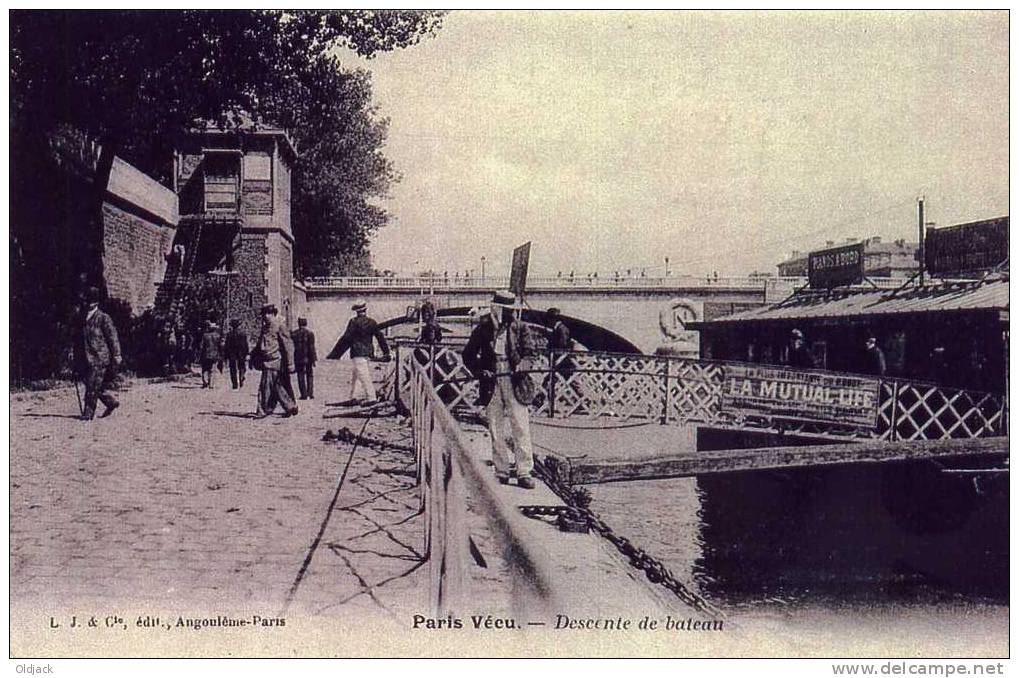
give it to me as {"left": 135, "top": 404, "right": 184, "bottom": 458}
{"left": 304, "top": 275, "right": 909, "bottom": 293}
{"left": 305, "top": 274, "right": 801, "bottom": 293}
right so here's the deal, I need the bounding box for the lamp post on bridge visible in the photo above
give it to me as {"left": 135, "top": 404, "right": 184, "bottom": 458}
{"left": 481, "top": 256, "right": 486, "bottom": 282}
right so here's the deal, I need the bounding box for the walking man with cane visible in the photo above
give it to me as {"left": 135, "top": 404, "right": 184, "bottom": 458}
{"left": 253, "top": 304, "right": 299, "bottom": 418}
{"left": 76, "top": 286, "right": 122, "bottom": 421}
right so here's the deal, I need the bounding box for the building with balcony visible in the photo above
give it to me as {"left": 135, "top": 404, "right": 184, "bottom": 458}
{"left": 166, "top": 118, "right": 299, "bottom": 336}
{"left": 776, "top": 237, "right": 919, "bottom": 279}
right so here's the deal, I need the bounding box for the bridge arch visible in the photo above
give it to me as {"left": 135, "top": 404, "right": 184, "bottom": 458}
{"left": 326, "top": 306, "right": 641, "bottom": 358}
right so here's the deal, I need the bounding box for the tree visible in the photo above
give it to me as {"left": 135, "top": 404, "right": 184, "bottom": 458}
{"left": 10, "top": 9, "right": 443, "bottom": 266}
{"left": 10, "top": 10, "right": 444, "bottom": 378}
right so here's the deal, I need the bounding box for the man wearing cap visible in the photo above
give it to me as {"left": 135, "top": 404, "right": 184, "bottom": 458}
{"left": 253, "top": 304, "right": 298, "bottom": 417}
{"left": 544, "top": 307, "right": 576, "bottom": 400}
{"left": 224, "top": 318, "right": 249, "bottom": 389}
{"left": 76, "top": 287, "right": 122, "bottom": 420}
{"left": 463, "top": 291, "right": 538, "bottom": 489}
{"left": 788, "top": 328, "right": 816, "bottom": 369}
{"left": 334, "top": 300, "right": 391, "bottom": 405}
{"left": 864, "top": 336, "right": 887, "bottom": 377}
{"left": 198, "top": 320, "right": 221, "bottom": 388}
{"left": 291, "top": 317, "right": 317, "bottom": 400}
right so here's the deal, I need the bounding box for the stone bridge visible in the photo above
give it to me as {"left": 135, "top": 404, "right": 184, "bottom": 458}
{"left": 301, "top": 275, "right": 810, "bottom": 355}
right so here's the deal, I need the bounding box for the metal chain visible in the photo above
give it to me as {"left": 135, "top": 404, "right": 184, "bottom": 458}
{"left": 323, "top": 425, "right": 414, "bottom": 453}
{"left": 528, "top": 456, "right": 724, "bottom": 619}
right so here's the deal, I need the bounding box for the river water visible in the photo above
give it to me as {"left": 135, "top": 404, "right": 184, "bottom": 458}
{"left": 587, "top": 463, "right": 1008, "bottom": 654}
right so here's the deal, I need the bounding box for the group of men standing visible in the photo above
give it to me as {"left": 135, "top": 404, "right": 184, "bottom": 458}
{"left": 73, "top": 285, "right": 551, "bottom": 496}
{"left": 74, "top": 288, "right": 323, "bottom": 420}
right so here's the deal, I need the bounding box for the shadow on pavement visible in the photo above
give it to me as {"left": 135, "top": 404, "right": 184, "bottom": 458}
{"left": 323, "top": 411, "right": 376, "bottom": 420}
{"left": 20, "top": 412, "right": 81, "bottom": 419}
{"left": 198, "top": 410, "right": 262, "bottom": 419}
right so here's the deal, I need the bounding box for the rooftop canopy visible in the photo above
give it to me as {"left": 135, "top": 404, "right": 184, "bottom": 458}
{"left": 688, "top": 276, "right": 1009, "bottom": 329}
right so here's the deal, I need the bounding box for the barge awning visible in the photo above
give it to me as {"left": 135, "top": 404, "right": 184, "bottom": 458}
{"left": 688, "top": 277, "right": 1008, "bottom": 328}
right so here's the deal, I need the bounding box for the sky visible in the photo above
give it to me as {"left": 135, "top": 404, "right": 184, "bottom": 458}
{"left": 346, "top": 10, "right": 1008, "bottom": 278}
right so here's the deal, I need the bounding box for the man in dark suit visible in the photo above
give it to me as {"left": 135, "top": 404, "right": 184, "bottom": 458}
{"left": 77, "top": 287, "right": 122, "bottom": 420}
{"left": 788, "top": 328, "right": 817, "bottom": 369}
{"left": 291, "top": 317, "right": 317, "bottom": 399}
{"left": 333, "top": 300, "right": 391, "bottom": 404}
{"left": 864, "top": 336, "right": 888, "bottom": 377}
{"left": 198, "top": 320, "right": 221, "bottom": 388}
{"left": 224, "top": 318, "right": 249, "bottom": 389}
{"left": 544, "top": 307, "right": 576, "bottom": 403}
{"left": 253, "top": 304, "right": 298, "bottom": 417}
{"left": 463, "top": 291, "right": 538, "bottom": 489}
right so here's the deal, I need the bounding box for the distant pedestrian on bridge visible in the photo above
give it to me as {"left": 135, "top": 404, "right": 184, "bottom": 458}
{"left": 334, "top": 300, "right": 391, "bottom": 405}
{"left": 292, "top": 317, "right": 317, "bottom": 400}
{"left": 463, "top": 291, "right": 538, "bottom": 489}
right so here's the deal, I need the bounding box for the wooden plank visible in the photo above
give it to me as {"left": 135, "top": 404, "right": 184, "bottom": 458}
{"left": 552, "top": 436, "right": 1009, "bottom": 485}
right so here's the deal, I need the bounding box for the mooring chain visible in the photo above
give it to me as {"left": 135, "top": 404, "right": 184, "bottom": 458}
{"left": 526, "top": 457, "right": 724, "bottom": 619}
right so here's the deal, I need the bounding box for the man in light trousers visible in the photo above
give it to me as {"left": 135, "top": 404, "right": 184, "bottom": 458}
{"left": 333, "top": 300, "right": 391, "bottom": 404}
{"left": 463, "top": 291, "right": 538, "bottom": 489}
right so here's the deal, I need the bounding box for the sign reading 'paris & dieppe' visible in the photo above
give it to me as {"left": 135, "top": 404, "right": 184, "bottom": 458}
{"left": 721, "top": 364, "right": 881, "bottom": 428}
{"left": 808, "top": 242, "right": 865, "bottom": 289}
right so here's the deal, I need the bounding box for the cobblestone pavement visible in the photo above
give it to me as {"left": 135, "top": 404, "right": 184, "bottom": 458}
{"left": 10, "top": 360, "right": 427, "bottom": 632}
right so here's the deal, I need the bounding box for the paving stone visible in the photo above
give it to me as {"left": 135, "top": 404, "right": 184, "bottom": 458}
{"left": 11, "top": 362, "right": 428, "bottom": 629}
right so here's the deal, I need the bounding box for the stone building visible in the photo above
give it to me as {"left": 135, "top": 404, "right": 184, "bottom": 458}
{"left": 169, "top": 119, "right": 300, "bottom": 338}
{"left": 777, "top": 237, "right": 919, "bottom": 278}
{"left": 11, "top": 125, "right": 180, "bottom": 379}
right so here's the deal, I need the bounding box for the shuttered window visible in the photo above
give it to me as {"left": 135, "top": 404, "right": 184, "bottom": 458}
{"left": 204, "top": 155, "right": 239, "bottom": 212}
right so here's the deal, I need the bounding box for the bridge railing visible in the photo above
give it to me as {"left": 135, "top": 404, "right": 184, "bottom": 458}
{"left": 395, "top": 341, "right": 1006, "bottom": 443}
{"left": 305, "top": 274, "right": 798, "bottom": 291}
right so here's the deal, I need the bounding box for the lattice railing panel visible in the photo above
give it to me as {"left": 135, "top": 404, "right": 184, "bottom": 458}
{"left": 558, "top": 353, "right": 665, "bottom": 420}
{"left": 892, "top": 382, "right": 1004, "bottom": 441}
{"left": 394, "top": 341, "right": 1005, "bottom": 442}
{"left": 666, "top": 360, "right": 726, "bottom": 425}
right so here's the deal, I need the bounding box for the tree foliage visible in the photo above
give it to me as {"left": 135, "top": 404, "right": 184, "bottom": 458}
{"left": 10, "top": 9, "right": 444, "bottom": 269}
{"left": 9, "top": 10, "right": 443, "bottom": 379}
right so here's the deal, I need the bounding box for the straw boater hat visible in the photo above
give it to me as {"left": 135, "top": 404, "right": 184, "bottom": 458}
{"left": 491, "top": 290, "right": 517, "bottom": 308}
{"left": 352, "top": 300, "right": 368, "bottom": 312}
